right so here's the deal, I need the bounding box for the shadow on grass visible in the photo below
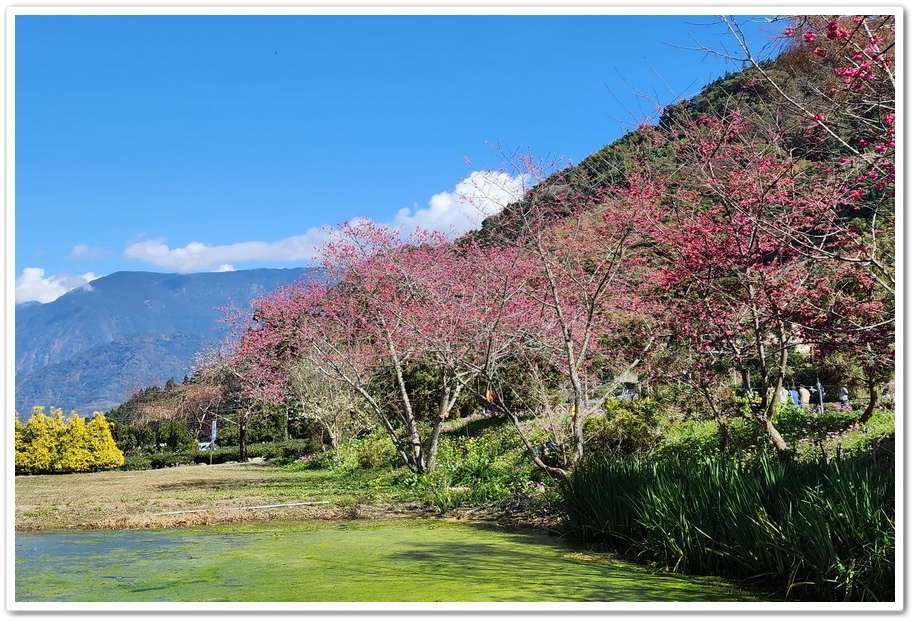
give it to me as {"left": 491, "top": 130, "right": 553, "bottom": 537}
{"left": 441, "top": 414, "right": 506, "bottom": 437}
{"left": 151, "top": 473, "right": 308, "bottom": 491}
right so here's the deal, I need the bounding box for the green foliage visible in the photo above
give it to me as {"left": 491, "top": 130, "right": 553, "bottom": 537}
{"left": 722, "top": 416, "right": 769, "bottom": 452}
{"left": 214, "top": 422, "right": 239, "bottom": 447}
{"left": 169, "top": 441, "right": 315, "bottom": 466}
{"left": 294, "top": 419, "right": 541, "bottom": 512}
{"left": 406, "top": 425, "right": 536, "bottom": 511}
{"left": 289, "top": 451, "right": 338, "bottom": 471}
{"left": 561, "top": 455, "right": 894, "bottom": 601}
{"left": 246, "top": 440, "right": 316, "bottom": 462}
{"left": 335, "top": 429, "right": 402, "bottom": 471}
{"left": 148, "top": 450, "right": 196, "bottom": 469}
{"left": 766, "top": 405, "right": 894, "bottom": 463}
{"left": 650, "top": 404, "right": 893, "bottom": 465}
{"left": 108, "top": 420, "right": 155, "bottom": 455}
{"left": 120, "top": 454, "right": 153, "bottom": 471}
{"left": 651, "top": 419, "right": 722, "bottom": 462}
{"left": 773, "top": 403, "right": 857, "bottom": 442}
{"left": 392, "top": 364, "right": 477, "bottom": 421}
{"left": 155, "top": 421, "right": 197, "bottom": 452}
{"left": 244, "top": 406, "right": 290, "bottom": 443}
{"left": 193, "top": 446, "right": 239, "bottom": 465}
{"left": 824, "top": 409, "right": 895, "bottom": 462}
{"left": 584, "top": 398, "right": 671, "bottom": 459}
{"left": 15, "top": 407, "right": 124, "bottom": 475}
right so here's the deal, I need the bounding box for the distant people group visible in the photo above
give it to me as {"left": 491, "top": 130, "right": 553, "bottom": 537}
{"left": 776, "top": 383, "right": 846, "bottom": 411}
{"left": 756, "top": 383, "right": 856, "bottom": 413}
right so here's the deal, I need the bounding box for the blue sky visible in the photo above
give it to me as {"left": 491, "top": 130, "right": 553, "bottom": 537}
{"left": 11, "top": 8, "right": 788, "bottom": 303}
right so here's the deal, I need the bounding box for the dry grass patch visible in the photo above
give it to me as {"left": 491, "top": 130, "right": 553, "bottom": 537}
{"left": 15, "top": 462, "right": 414, "bottom": 532}
{"left": 15, "top": 460, "right": 558, "bottom": 534}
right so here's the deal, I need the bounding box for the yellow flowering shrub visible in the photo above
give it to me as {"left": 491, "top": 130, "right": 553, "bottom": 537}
{"left": 86, "top": 412, "right": 125, "bottom": 469}
{"left": 14, "top": 407, "right": 124, "bottom": 474}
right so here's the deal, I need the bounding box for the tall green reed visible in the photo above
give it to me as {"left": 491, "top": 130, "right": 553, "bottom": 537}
{"left": 560, "top": 455, "right": 894, "bottom": 601}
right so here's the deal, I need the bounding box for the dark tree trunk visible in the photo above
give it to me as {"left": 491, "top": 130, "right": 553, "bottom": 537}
{"left": 859, "top": 382, "right": 880, "bottom": 424}
{"left": 239, "top": 418, "right": 248, "bottom": 462}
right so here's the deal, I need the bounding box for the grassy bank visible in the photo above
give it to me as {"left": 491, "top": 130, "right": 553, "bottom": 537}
{"left": 14, "top": 462, "right": 426, "bottom": 532}
{"left": 14, "top": 458, "right": 554, "bottom": 533}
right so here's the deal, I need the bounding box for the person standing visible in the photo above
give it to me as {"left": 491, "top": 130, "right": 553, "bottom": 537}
{"left": 789, "top": 386, "right": 800, "bottom": 406}
{"left": 777, "top": 386, "right": 789, "bottom": 404}
{"left": 839, "top": 386, "right": 850, "bottom": 407}
{"left": 799, "top": 385, "right": 811, "bottom": 409}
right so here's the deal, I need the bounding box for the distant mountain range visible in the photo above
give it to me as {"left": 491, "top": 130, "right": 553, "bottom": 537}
{"left": 14, "top": 268, "right": 312, "bottom": 417}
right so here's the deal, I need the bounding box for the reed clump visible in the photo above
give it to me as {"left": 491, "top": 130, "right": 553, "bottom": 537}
{"left": 560, "top": 454, "right": 894, "bottom": 601}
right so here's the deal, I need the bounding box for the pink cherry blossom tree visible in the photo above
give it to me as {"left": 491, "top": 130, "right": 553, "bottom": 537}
{"left": 620, "top": 106, "right": 892, "bottom": 451}
{"left": 460, "top": 154, "right": 660, "bottom": 478}
{"left": 649, "top": 15, "right": 895, "bottom": 429}
{"left": 714, "top": 14, "right": 895, "bottom": 297}
{"left": 230, "top": 221, "right": 507, "bottom": 473}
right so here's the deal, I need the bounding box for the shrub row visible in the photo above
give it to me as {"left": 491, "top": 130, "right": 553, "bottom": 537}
{"left": 119, "top": 440, "right": 316, "bottom": 470}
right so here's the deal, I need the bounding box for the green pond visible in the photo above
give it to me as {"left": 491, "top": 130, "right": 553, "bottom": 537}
{"left": 15, "top": 519, "right": 765, "bottom": 603}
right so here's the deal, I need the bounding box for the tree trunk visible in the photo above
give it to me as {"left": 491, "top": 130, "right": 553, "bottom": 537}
{"left": 717, "top": 417, "right": 733, "bottom": 455}
{"left": 761, "top": 416, "right": 791, "bottom": 456}
{"left": 238, "top": 417, "right": 248, "bottom": 462}
{"left": 758, "top": 383, "right": 792, "bottom": 457}
{"left": 859, "top": 382, "right": 880, "bottom": 424}
{"left": 425, "top": 418, "right": 444, "bottom": 473}
{"left": 424, "top": 374, "right": 459, "bottom": 473}
{"left": 406, "top": 420, "right": 424, "bottom": 474}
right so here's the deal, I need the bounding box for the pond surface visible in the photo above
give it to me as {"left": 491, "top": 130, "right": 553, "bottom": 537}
{"left": 15, "top": 519, "right": 764, "bottom": 603}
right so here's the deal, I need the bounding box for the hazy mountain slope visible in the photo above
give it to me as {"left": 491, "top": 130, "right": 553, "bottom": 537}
{"left": 14, "top": 268, "right": 311, "bottom": 415}
{"left": 15, "top": 332, "right": 207, "bottom": 415}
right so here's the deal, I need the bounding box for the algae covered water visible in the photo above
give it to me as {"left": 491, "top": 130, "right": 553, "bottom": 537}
{"left": 15, "top": 519, "right": 763, "bottom": 603}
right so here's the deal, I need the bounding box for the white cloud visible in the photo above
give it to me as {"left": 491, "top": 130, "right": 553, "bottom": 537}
{"left": 14, "top": 173, "right": 527, "bottom": 303}
{"left": 121, "top": 171, "right": 528, "bottom": 273}
{"left": 390, "top": 170, "right": 528, "bottom": 234}
{"left": 16, "top": 268, "right": 99, "bottom": 304}
{"left": 71, "top": 243, "right": 112, "bottom": 260}
{"left": 123, "top": 227, "right": 333, "bottom": 273}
